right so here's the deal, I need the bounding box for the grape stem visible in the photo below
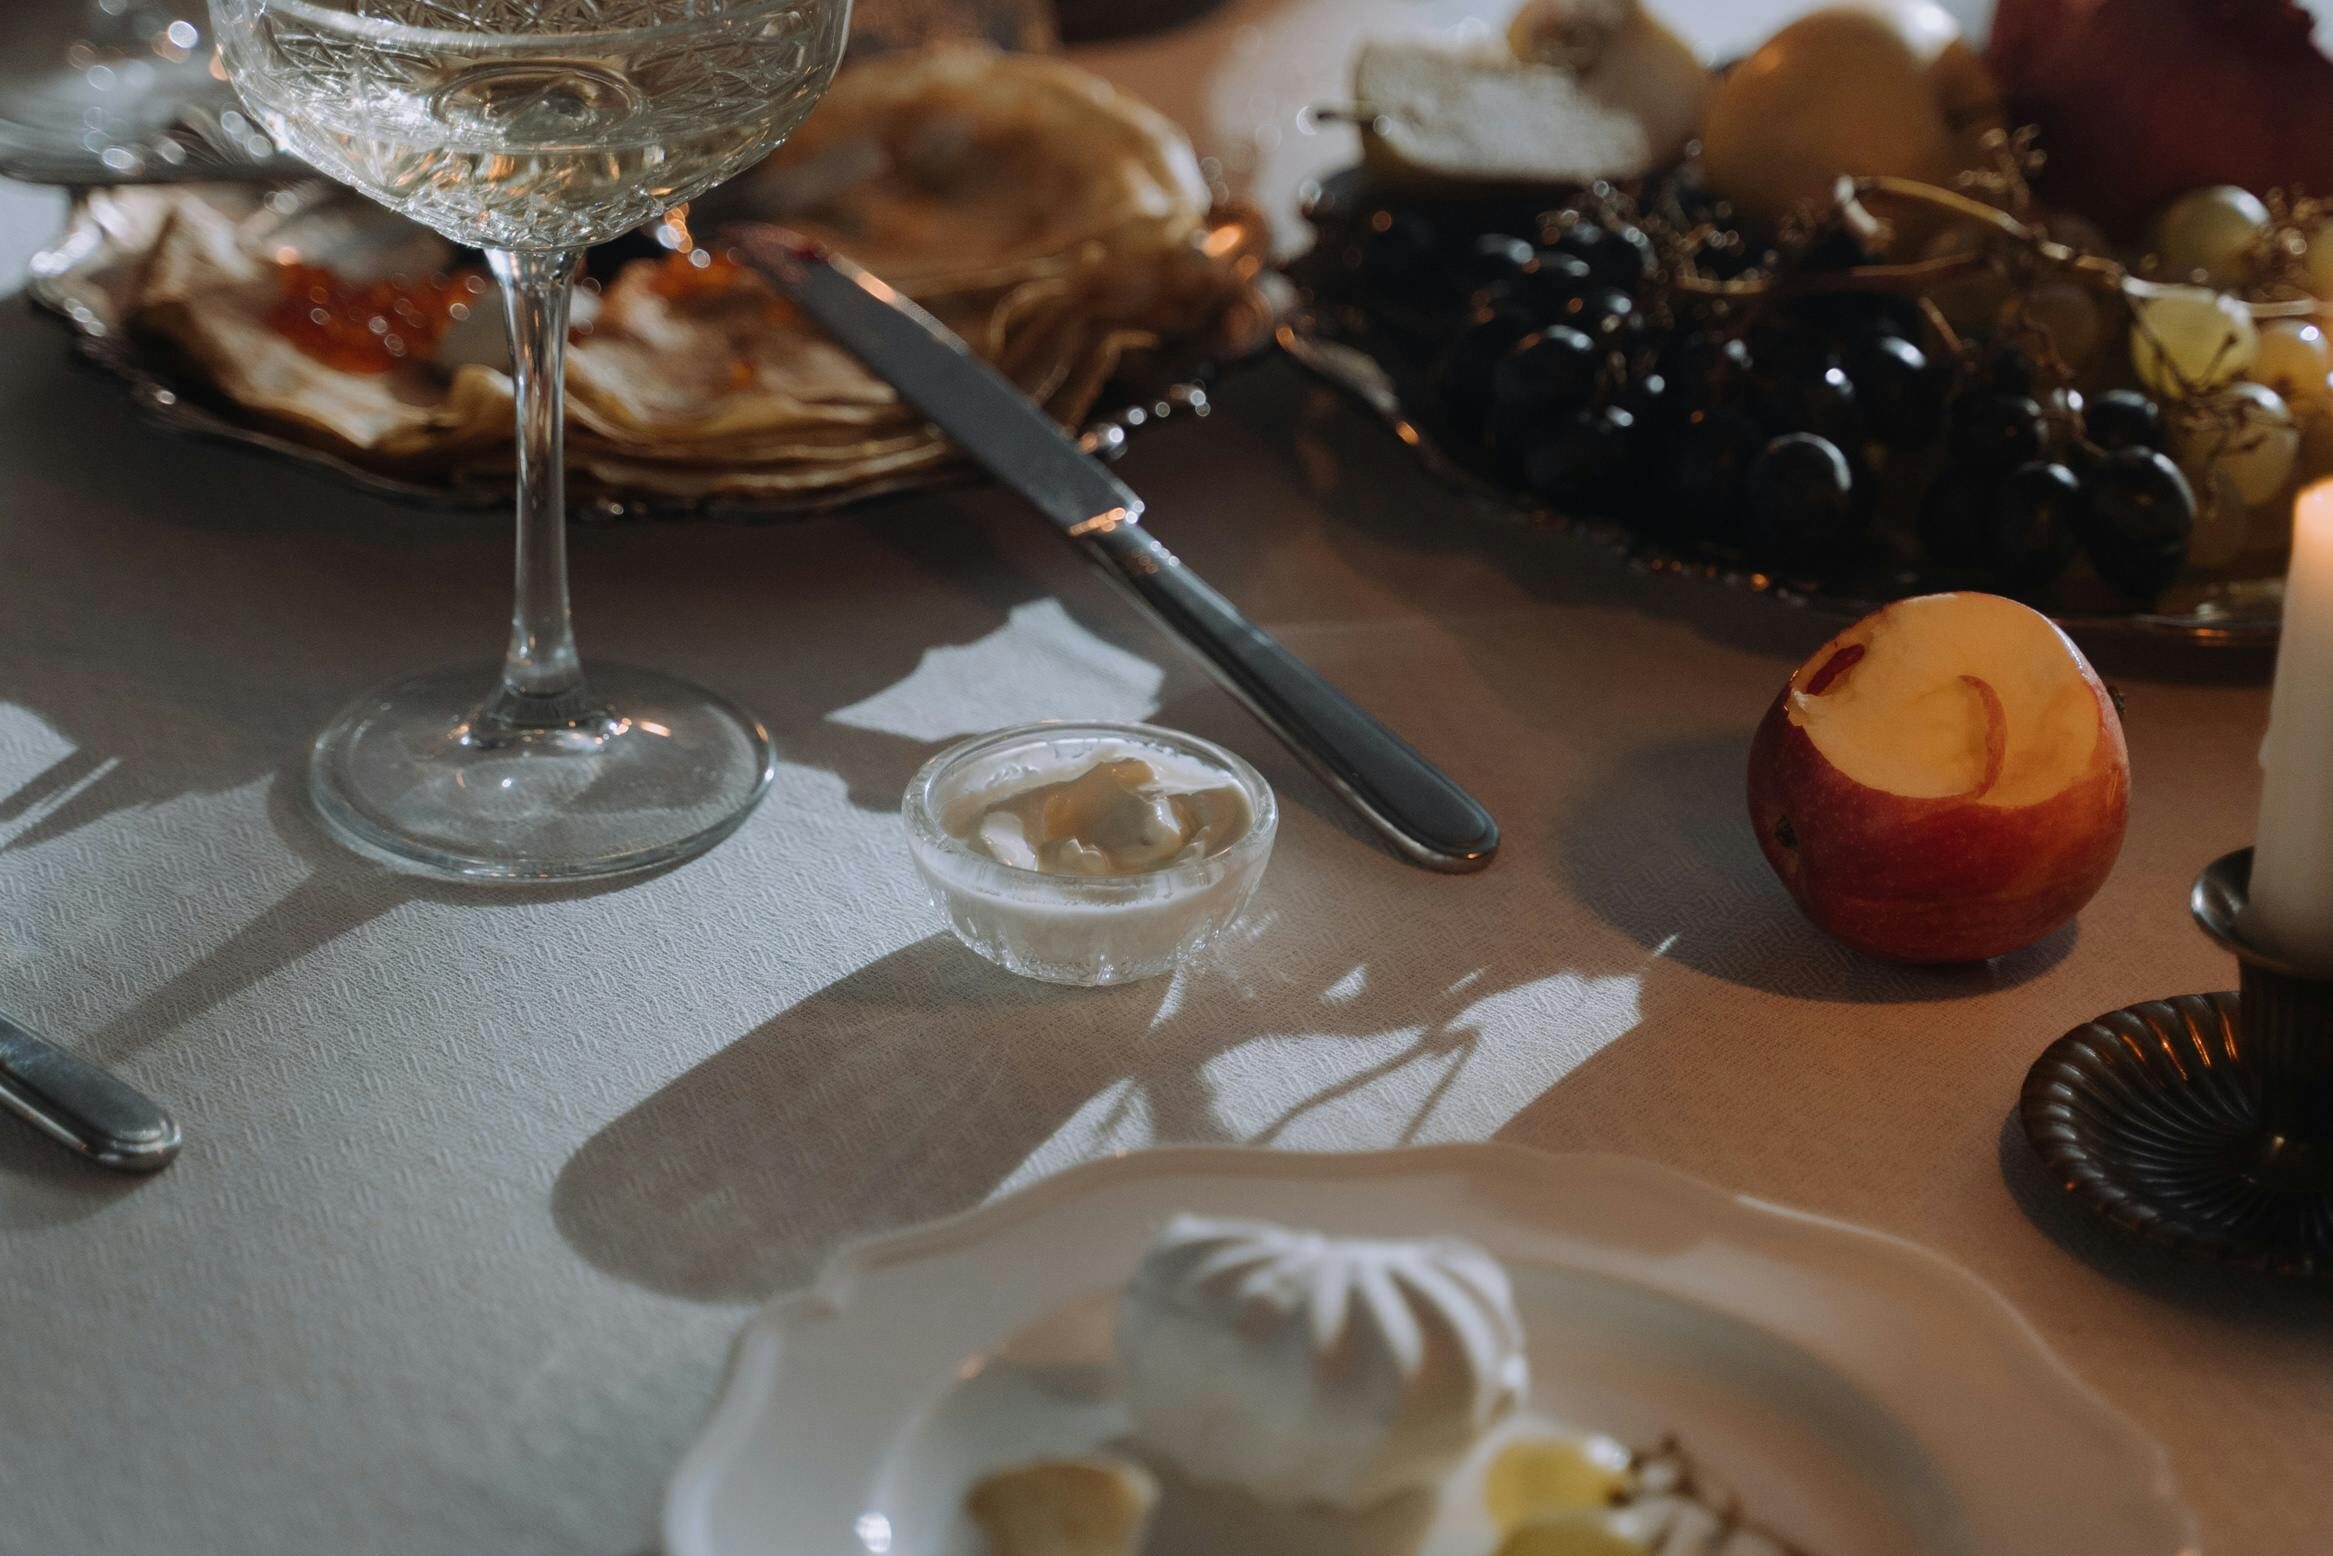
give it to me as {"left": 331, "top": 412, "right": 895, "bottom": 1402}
{"left": 1836, "top": 174, "right": 2319, "bottom": 320}
{"left": 1673, "top": 249, "right": 1990, "bottom": 299}
{"left": 1670, "top": 173, "right": 2320, "bottom": 328}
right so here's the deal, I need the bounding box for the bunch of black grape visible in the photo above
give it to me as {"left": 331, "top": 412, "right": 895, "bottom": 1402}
{"left": 1413, "top": 221, "right": 1911, "bottom": 583}
{"left": 1917, "top": 370, "right": 2198, "bottom": 604}
{"left": 1347, "top": 200, "right": 2202, "bottom": 603}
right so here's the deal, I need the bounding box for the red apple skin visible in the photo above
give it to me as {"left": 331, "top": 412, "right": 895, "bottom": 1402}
{"left": 1746, "top": 676, "right": 2130, "bottom": 964}
{"left": 1988, "top": 0, "right": 2333, "bottom": 239}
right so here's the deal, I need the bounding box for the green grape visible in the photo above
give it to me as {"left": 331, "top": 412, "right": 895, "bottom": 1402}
{"left": 2006, "top": 280, "right": 2104, "bottom": 372}
{"left": 2253, "top": 319, "right": 2332, "bottom": 412}
{"left": 1922, "top": 222, "right": 2008, "bottom": 328}
{"left": 2170, "top": 381, "right": 2298, "bottom": 507}
{"left": 2039, "top": 210, "right": 2110, "bottom": 257}
{"left": 2150, "top": 185, "right": 2271, "bottom": 286}
{"left": 2130, "top": 287, "right": 2259, "bottom": 397}
{"left": 1487, "top": 1434, "right": 1636, "bottom": 1529}
{"left": 1495, "top": 1512, "right": 1652, "bottom": 1556}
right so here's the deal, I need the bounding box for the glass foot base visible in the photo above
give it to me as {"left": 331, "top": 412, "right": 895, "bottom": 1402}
{"left": 309, "top": 662, "right": 774, "bottom": 882}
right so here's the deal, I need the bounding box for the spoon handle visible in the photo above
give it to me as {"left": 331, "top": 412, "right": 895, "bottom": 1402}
{"left": 0, "top": 1012, "right": 180, "bottom": 1172}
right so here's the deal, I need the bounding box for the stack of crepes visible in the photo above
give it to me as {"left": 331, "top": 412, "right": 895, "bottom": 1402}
{"left": 117, "top": 44, "right": 1260, "bottom": 503}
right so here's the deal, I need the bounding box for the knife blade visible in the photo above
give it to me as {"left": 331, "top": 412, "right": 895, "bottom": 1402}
{"left": 729, "top": 226, "right": 1498, "bottom": 873}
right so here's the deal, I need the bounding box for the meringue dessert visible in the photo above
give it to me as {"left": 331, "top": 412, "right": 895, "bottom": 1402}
{"left": 1116, "top": 1215, "right": 1530, "bottom": 1509}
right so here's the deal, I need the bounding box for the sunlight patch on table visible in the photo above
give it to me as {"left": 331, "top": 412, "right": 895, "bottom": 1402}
{"left": 827, "top": 599, "right": 1164, "bottom": 743}
{"left": 984, "top": 968, "right": 1644, "bottom": 1204}
{"left": 0, "top": 704, "right": 91, "bottom": 841}
{"left": 0, "top": 704, "right": 73, "bottom": 769}
{"left": 1200, "top": 969, "right": 1645, "bottom": 1148}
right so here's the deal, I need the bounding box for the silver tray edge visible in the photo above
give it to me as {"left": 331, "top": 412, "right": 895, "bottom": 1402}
{"left": 1277, "top": 310, "right": 2284, "bottom": 648}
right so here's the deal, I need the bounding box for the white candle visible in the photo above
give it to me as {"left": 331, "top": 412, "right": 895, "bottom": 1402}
{"left": 2250, "top": 479, "right": 2333, "bottom": 968}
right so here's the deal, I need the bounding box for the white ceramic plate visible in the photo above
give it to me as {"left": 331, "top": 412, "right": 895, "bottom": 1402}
{"left": 663, "top": 1146, "right": 2197, "bottom": 1556}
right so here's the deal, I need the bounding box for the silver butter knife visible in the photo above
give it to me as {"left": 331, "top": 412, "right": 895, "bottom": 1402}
{"left": 730, "top": 227, "right": 1499, "bottom": 872}
{"left": 0, "top": 1010, "right": 180, "bottom": 1172}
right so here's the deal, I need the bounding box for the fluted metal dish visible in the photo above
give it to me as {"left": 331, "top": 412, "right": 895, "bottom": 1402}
{"left": 2021, "top": 849, "right": 2333, "bottom": 1275}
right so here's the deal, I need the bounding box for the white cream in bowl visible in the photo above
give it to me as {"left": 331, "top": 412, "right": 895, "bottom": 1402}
{"left": 903, "top": 722, "right": 1277, "bottom": 986}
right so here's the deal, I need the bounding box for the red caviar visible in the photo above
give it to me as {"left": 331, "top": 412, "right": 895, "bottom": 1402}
{"left": 645, "top": 248, "right": 753, "bottom": 301}
{"left": 265, "top": 262, "right": 487, "bottom": 373}
{"left": 643, "top": 249, "right": 797, "bottom": 325}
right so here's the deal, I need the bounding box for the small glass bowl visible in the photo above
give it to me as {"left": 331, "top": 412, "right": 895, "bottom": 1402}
{"left": 903, "top": 721, "right": 1278, "bottom": 986}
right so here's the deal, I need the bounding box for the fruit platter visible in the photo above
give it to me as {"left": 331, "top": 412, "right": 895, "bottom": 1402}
{"left": 1282, "top": 0, "right": 2333, "bottom": 642}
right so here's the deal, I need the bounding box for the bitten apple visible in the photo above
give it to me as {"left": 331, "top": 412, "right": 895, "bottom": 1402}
{"left": 1747, "top": 593, "right": 2128, "bottom": 963}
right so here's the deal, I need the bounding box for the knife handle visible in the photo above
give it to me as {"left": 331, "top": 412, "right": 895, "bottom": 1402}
{"left": 1083, "top": 524, "right": 1498, "bottom": 872}
{"left": 0, "top": 1012, "right": 180, "bottom": 1172}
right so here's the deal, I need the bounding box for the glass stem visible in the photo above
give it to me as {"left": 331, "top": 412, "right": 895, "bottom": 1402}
{"left": 482, "top": 247, "right": 591, "bottom": 729}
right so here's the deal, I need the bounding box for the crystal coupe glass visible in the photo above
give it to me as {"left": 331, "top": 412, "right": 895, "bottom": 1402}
{"left": 210, "top": 0, "right": 849, "bottom": 879}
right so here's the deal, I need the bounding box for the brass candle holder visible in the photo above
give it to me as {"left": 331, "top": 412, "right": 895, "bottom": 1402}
{"left": 2021, "top": 848, "right": 2333, "bottom": 1274}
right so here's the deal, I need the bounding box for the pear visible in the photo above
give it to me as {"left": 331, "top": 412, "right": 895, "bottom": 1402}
{"left": 1700, "top": 2, "right": 2002, "bottom": 239}
{"left": 1355, "top": 0, "right": 1706, "bottom": 193}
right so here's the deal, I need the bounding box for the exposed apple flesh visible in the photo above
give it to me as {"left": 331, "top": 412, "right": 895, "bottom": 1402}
{"left": 1748, "top": 593, "right": 2129, "bottom": 963}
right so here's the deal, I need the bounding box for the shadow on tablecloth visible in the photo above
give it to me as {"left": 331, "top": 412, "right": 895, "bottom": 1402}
{"left": 0, "top": 1100, "right": 156, "bottom": 1230}
{"left": 548, "top": 900, "right": 1551, "bottom": 1302}
{"left": 551, "top": 932, "right": 1207, "bottom": 1301}
{"left": 1553, "top": 730, "right": 2076, "bottom": 1004}
{"left": 56, "top": 762, "right": 667, "bottom": 1069}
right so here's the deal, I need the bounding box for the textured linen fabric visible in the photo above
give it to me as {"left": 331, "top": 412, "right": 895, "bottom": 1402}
{"left": 2, "top": 311, "right": 2322, "bottom": 1555}
{"left": 3, "top": 2, "right": 2331, "bottom": 1549}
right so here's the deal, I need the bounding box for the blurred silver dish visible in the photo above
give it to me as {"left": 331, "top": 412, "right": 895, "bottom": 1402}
{"left": 0, "top": 0, "right": 299, "bottom": 184}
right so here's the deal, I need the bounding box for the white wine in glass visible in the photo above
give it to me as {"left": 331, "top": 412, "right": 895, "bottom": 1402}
{"left": 211, "top": 0, "right": 850, "bottom": 879}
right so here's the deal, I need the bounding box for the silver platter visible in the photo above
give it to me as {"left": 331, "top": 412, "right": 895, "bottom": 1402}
{"left": 1279, "top": 310, "right": 2286, "bottom": 646}
{"left": 29, "top": 182, "right": 1280, "bottom": 522}
{"left": 0, "top": 0, "right": 298, "bottom": 185}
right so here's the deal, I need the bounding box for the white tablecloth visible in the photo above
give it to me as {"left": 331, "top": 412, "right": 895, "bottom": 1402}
{"left": 3, "top": 4, "right": 2328, "bottom": 1552}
